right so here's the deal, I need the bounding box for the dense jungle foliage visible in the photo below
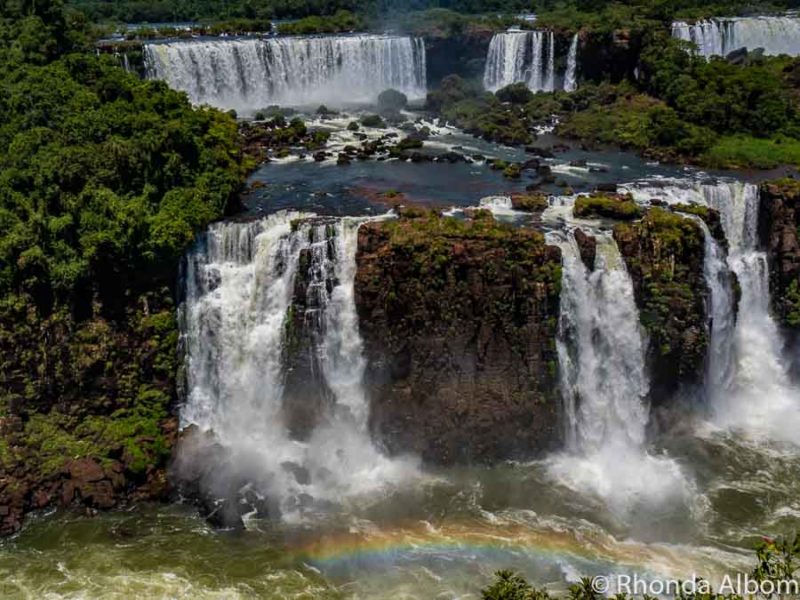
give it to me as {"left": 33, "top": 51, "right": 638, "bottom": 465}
{"left": 0, "top": 0, "right": 247, "bottom": 492}
{"left": 68, "top": 0, "right": 800, "bottom": 26}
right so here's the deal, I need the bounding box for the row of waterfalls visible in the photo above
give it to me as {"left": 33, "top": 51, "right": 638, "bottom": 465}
{"left": 141, "top": 31, "right": 581, "bottom": 110}
{"left": 672, "top": 15, "right": 800, "bottom": 58}
{"left": 483, "top": 31, "right": 580, "bottom": 93}
{"left": 138, "top": 14, "right": 800, "bottom": 111}
{"left": 180, "top": 182, "right": 799, "bottom": 516}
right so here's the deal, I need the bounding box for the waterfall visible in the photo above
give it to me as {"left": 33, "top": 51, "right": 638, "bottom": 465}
{"left": 144, "top": 35, "right": 427, "bottom": 111}
{"left": 563, "top": 34, "right": 579, "bottom": 92}
{"left": 544, "top": 32, "right": 556, "bottom": 92}
{"left": 672, "top": 16, "right": 800, "bottom": 58}
{"left": 547, "top": 229, "right": 689, "bottom": 514}
{"left": 484, "top": 31, "right": 573, "bottom": 93}
{"left": 181, "top": 212, "right": 416, "bottom": 515}
{"left": 693, "top": 218, "right": 736, "bottom": 394}
{"left": 623, "top": 180, "right": 800, "bottom": 443}
{"left": 704, "top": 185, "right": 800, "bottom": 442}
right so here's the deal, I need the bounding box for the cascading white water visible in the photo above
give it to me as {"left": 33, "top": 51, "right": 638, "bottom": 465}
{"left": 563, "top": 34, "right": 579, "bottom": 92}
{"left": 623, "top": 180, "right": 800, "bottom": 443}
{"left": 544, "top": 31, "right": 556, "bottom": 92}
{"left": 672, "top": 16, "right": 800, "bottom": 58}
{"left": 693, "top": 218, "right": 736, "bottom": 394}
{"left": 144, "top": 35, "right": 427, "bottom": 111}
{"left": 484, "top": 30, "right": 574, "bottom": 93}
{"left": 705, "top": 185, "right": 800, "bottom": 443}
{"left": 181, "top": 212, "right": 416, "bottom": 516}
{"left": 547, "top": 229, "right": 690, "bottom": 515}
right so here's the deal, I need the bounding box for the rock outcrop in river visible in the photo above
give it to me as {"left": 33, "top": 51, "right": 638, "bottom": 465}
{"left": 355, "top": 211, "right": 562, "bottom": 464}
{"left": 614, "top": 208, "right": 709, "bottom": 404}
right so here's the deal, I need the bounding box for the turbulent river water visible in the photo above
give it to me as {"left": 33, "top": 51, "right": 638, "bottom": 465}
{"left": 6, "top": 48, "right": 800, "bottom": 595}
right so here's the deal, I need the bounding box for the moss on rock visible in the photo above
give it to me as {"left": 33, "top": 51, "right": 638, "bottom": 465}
{"left": 574, "top": 193, "right": 643, "bottom": 220}
{"left": 760, "top": 179, "right": 800, "bottom": 331}
{"left": 355, "top": 212, "right": 562, "bottom": 464}
{"left": 614, "top": 208, "right": 708, "bottom": 403}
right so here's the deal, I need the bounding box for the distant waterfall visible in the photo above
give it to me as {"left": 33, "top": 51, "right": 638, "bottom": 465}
{"left": 623, "top": 180, "right": 800, "bottom": 443}
{"left": 672, "top": 16, "right": 800, "bottom": 58}
{"left": 547, "top": 229, "right": 689, "bottom": 514}
{"left": 563, "top": 34, "right": 579, "bottom": 92}
{"left": 484, "top": 30, "right": 576, "bottom": 93}
{"left": 144, "top": 35, "right": 427, "bottom": 111}
{"left": 181, "top": 212, "right": 415, "bottom": 514}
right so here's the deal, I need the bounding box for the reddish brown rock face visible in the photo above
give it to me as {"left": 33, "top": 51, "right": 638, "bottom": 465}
{"left": 760, "top": 180, "right": 800, "bottom": 331}
{"left": 354, "top": 214, "right": 562, "bottom": 465}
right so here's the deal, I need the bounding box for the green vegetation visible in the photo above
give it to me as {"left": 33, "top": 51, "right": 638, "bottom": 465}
{"left": 0, "top": 0, "right": 247, "bottom": 499}
{"left": 482, "top": 532, "right": 800, "bottom": 599}
{"left": 511, "top": 193, "right": 549, "bottom": 212}
{"left": 67, "top": 1, "right": 534, "bottom": 24}
{"left": 428, "top": 30, "right": 800, "bottom": 169}
{"left": 704, "top": 135, "right": 800, "bottom": 169}
{"left": 360, "top": 114, "right": 387, "bottom": 128}
{"left": 574, "top": 193, "right": 642, "bottom": 220}
{"left": 614, "top": 208, "right": 708, "bottom": 392}
{"left": 277, "top": 10, "right": 364, "bottom": 34}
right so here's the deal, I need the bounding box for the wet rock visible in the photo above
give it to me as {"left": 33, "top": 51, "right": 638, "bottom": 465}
{"left": 337, "top": 153, "right": 351, "bottom": 166}
{"left": 281, "top": 461, "right": 311, "bottom": 485}
{"left": 525, "top": 146, "right": 554, "bottom": 158}
{"left": 521, "top": 158, "right": 540, "bottom": 171}
{"left": 595, "top": 182, "right": 618, "bottom": 193}
{"left": 66, "top": 458, "right": 105, "bottom": 483}
{"left": 574, "top": 228, "right": 597, "bottom": 271}
{"left": 436, "top": 151, "right": 468, "bottom": 164}
{"left": 510, "top": 192, "right": 548, "bottom": 213}
{"left": 313, "top": 151, "right": 328, "bottom": 162}
{"left": 760, "top": 179, "right": 800, "bottom": 332}
{"left": 410, "top": 151, "right": 430, "bottom": 163}
{"left": 202, "top": 497, "right": 245, "bottom": 531}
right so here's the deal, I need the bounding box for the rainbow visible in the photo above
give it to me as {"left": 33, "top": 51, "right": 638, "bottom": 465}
{"left": 292, "top": 519, "right": 745, "bottom": 584}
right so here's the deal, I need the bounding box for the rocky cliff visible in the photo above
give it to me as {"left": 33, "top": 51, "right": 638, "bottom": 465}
{"left": 614, "top": 208, "right": 709, "bottom": 404}
{"left": 760, "top": 179, "right": 800, "bottom": 332}
{"left": 0, "top": 293, "right": 178, "bottom": 535}
{"left": 355, "top": 211, "right": 562, "bottom": 465}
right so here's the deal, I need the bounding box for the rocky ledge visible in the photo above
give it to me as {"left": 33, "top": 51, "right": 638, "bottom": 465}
{"left": 355, "top": 210, "right": 562, "bottom": 465}
{"left": 614, "top": 208, "right": 709, "bottom": 404}
{"left": 760, "top": 179, "right": 800, "bottom": 332}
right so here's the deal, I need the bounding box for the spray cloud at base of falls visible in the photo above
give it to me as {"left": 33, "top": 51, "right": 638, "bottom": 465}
{"left": 144, "top": 34, "right": 427, "bottom": 112}
{"left": 671, "top": 16, "right": 800, "bottom": 58}
{"left": 179, "top": 211, "right": 418, "bottom": 519}
{"left": 483, "top": 31, "right": 579, "bottom": 93}
{"left": 623, "top": 180, "right": 800, "bottom": 444}
{"left": 545, "top": 226, "right": 692, "bottom": 517}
